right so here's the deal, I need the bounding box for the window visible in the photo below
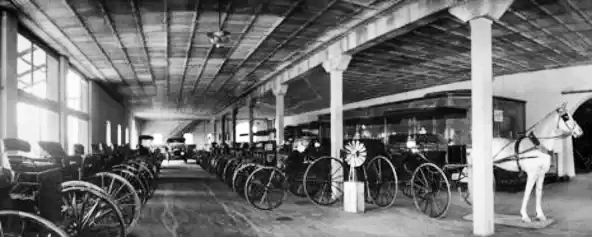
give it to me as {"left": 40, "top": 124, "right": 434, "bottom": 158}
{"left": 125, "top": 127, "right": 130, "bottom": 144}
{"left": 117, "top": 124, "right": 122, "bottom": 145}
{"left": 67, "top": 69, "right": 88, "bottom": 112}
{"left": 106, "top": 121, "right": 111, "bottom": 146}
{"left": 183, "top": 133, "right": 194, "bottom": 144}
{"left": 153, "top": 133, "right": 163, "bottom": 145}
{"left": 67, "top": 116, "right": 88, "bottom": 154}
{"left": 17, "top": 102, "right": 59, "bottom": 155}
{"left": 17, "top": 34, "right": 58, "bottom": 100}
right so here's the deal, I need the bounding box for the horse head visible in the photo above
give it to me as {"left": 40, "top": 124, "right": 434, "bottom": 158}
{"left": 555, "top": 102, "right": 583, "bottom": 139}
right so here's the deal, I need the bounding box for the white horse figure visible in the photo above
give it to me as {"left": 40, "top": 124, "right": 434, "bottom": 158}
{"left": 469, "top": 102, "right": 583, "bottom": 223}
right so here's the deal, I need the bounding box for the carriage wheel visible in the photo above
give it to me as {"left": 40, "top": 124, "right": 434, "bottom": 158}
{"left": 303, "top": 156, "right": 346, "bottom": 206}
{"left": 134, "top": 162, "right": 156, "bottom": 198}
{"left": 112, "top": 168, "right": 148, "bottom": 204}
{"left": 222, "top": 159, "right": 237, "bottom": 184}
{"left": 61, "top": 186, "right": 126, "bottom": 236}
{"left": 287, "top": 174, "right": 307, "bottom": 198}
{"left": 244, "top": 167, "right": 286, "bottom": 210}
{"left": 410, "top": 163, "right": 451, "bottom": 218}
{"left": 365, "top": 156, "right": 399, "bottom": 208}
{"left": 90, "top": 172, "right": 142, "bottom": 233}
{"left": 0, "top": 210, "right": 69, "bottom": 237}
{"left": 232, "top": 163, "right": 258, "bottom": 195}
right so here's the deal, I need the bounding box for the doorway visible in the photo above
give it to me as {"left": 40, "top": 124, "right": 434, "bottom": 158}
{"left": 572, "top": 99, "right": 592, "bottom": 173}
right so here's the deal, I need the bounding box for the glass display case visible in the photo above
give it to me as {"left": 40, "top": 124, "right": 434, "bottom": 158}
{"left": 316, "top": 89, "right": 526, "bottom": 146}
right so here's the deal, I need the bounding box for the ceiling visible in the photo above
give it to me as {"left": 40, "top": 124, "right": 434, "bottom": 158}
{"left": 9, "top": 0, "right": 394, "bottom": 119}
{"left": 10, "top": 0, "right": 592, "bottom": 121}
{"left": 242, "top": 0, "right": 592, "bottom": 119}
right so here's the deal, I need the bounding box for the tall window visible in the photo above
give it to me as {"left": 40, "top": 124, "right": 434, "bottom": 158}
{"left": 183, "top": 133, "right": 194, "bottom": 144}
{"left": 67, "top": 69, "right": 88, "bottom": 112}
{"left": 67, "top": 116, "right": 89, "bottom": 154}
{"left": 17, "top": 34, "right": 58, "bottom": 100}
{"left": 117, "top": 124, "right": 122, "bottom": 145}
{"left": 125, "top": 127, "right": 130, "bottom": 144}
{"left": 17, "top": 102, "right": 59, "bottom": 155}
{"left": 106, "top": 121, "right": 111, "bottom": 146}
{"left": 153, "top": 133, "right": 163, "bottom": 145}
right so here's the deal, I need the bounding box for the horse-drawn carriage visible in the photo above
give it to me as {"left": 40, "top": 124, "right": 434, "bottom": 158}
{"left": 0, "top": 136, "right": 163, "bottom": 236}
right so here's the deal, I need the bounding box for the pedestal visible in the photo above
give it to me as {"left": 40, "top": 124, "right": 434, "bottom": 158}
{"left": 343, "top": 181, "right": 365, "bottom": 213}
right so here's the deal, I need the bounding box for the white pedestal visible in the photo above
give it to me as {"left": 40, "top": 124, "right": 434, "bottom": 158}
{"left": 343, "top": 181, "right": 365, "bottom": 213}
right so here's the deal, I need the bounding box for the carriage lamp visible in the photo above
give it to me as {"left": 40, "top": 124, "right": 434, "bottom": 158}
{"left": 314, "top": 142, "right": 321, "bottom": 148}
{"left": 406, "top": 139, "right": 417, "bottom": 149}
{"left": 297, "top": 143, "right": 306, "bottom": 153}
{"left": 181, "top": 152, "right": 185, "bottom": 155}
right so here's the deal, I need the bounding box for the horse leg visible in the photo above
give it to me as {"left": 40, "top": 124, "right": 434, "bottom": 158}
{"left": 520, "top": 173, "right": 537, "bottom": 222}
{"left": 534, "top": 172, "right": 547, "bottom": 221}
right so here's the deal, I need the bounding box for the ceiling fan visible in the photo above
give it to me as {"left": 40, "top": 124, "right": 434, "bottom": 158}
{"left": 206, "top": 1, "right": 230, "bottom": 48}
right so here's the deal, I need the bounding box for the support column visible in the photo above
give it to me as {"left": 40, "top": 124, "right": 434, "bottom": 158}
{"left": 322, "top": 54, "right": 352, "bottom": 159}
{"left": 58, "top": 56, "right": 68, "bottom": 149}
{"left": 232, "top": 108, "right": 238, "bottom": 144}
{"left": 272, "top": 81, "right": 287, "bottom": 145}
{"left": 450, "top": 0, "right": 513, "bottom": 236}
{"left": 248, "top": 97, "right": 254, "bottom": 146}
{"left": 221, "top": 114, "right": 226, "bottom": 144}
{"left": 210, "top": 117, "right": 216, "bottom": 143}
{"left": 0, "top": 10, "right": 17, "bottom": 140}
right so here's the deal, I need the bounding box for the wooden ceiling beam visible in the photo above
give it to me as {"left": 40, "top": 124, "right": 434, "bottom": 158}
{"left": 96, "top": 0, "right": 146, "bottom": 93}
{"left": 194, "top": 1, "right": 267, "bottom": 96}
{"left": 187, "top": 1, "right": 235, "bottom": 106}
{"left": 130, "top": 0, "right": 155, "bottom": 84}
{"left": 63, "top": 0, "right": 132, "bottom": 90}
{"left": 214, "top": 0, "right": 305, "bottom": 96}
{"left": 226, "top": 0, "right": 339, "bottom": 95}
{"left": 175, "top": 0, "right": 203, "bottom": 107}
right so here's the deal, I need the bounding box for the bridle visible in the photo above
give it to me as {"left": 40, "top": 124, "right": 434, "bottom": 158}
{"left": 507, "top": 106, "right": 579, "bottom": 173}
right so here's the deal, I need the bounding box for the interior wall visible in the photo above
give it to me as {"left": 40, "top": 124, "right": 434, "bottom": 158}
{"left": 90, "top": 81, "right": 130, "bottom": 146}
{"left": 284, "top": 64, "right": 592, "bottom": 177}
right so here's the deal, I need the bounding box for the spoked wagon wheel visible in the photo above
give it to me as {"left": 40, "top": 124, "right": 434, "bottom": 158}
{"left": 222, "top": 159, "right": 238, "bottom": 185}
{"left": 0, "top": 210, "right": 69, "bottom": 237}
{"left": 410, "top": 163, "right": 451, "bottom": 218}
{"left": 365, "top": 156, "right": 399, "bottom": 208}
{"left": 303, "top": 157, "right": 346, "bottom": 206}
{"left": 89, "top": 172, "right": 142, "bottom": 233}
{"left": 287, "top": 172, "right": 307, "bottom": 198}
{"left": 61, "top": 186, "right": 126, "bottom": 237}
{"left": 244, "top": 167, "right": 286, "bottom": 210}
{"left": 232, "top": 163, "right": 258, "bottom": 195}
{"left": 111, "top": 168, "right": 148, "bottom": 204}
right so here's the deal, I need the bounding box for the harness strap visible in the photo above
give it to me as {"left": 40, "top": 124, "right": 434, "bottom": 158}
{"left": 513, "top": 136, "right": 527, "bottom": 173}
{"left": 513, "top": 132, "right": 544, "bottom": 173}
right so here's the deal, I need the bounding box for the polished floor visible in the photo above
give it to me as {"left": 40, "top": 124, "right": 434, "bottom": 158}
{"left": 132, "top": 160, "right": 592, "bottom": 237}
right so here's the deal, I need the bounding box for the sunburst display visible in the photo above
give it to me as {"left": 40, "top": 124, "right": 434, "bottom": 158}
{"left": 344, "top": 140, "right": 367, "bottom": 167}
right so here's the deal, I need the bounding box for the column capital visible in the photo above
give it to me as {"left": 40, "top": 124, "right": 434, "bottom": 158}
{"left": 272, "top": 82, "right": 288, "bottom": 96}
{"left": 449, "top": 0, "right": 513, "bottom": 23}
{"left": 322, "top": 54, "right": 352, "bottom": 73}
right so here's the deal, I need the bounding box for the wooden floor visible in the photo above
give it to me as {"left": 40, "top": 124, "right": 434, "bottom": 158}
{"left": 132, "top": 160, "right": 592, "bottom": 237}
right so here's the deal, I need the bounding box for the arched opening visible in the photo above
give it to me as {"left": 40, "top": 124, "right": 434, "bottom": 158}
{"left": 572, "top": 99, "right": 592, "bottom": 173}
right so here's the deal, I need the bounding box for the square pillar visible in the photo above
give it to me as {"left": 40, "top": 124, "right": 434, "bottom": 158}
{"left": 272, "top": 82, "right": 287, "bottom": 145}
{"left": 469, "top": 17, "right": 495, "bottom": 235}
{"left": 450, "top": 0, "right": 513, "bottom": 235}
{"left": 248, "top": 97, "right": 254, "bottom": 146}
{"left": 210, "top": 118, "right": 216, "bottom": 143}
{"left": 0, "top": 10, "right": 18, "bottom": 140}
{"left": 232, "top": 108, "right": 237, "bottom": 144}
{"left": 322, "top": 55, "right": 352, "bottom": 158}
{"left": 58, "top": 56, "right": 68, "bottom": 150}
{"left": 221, "top": 114, "right": 226, "bottom": 143}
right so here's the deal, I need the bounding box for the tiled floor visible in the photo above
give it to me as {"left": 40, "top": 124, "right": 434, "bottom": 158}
{"left": 133, "top": 160, "right": 592, "bottom": 237}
